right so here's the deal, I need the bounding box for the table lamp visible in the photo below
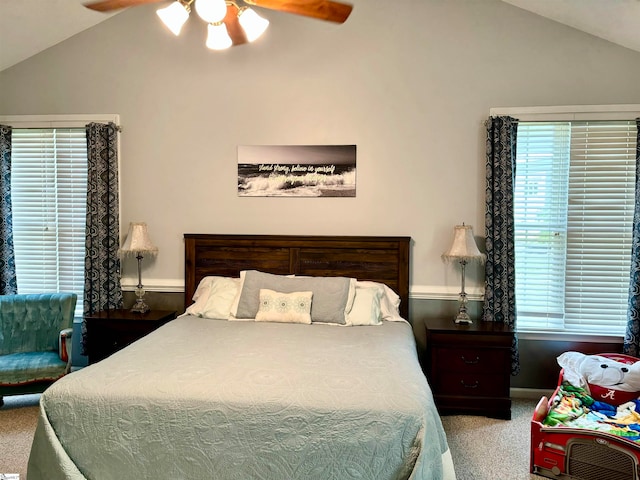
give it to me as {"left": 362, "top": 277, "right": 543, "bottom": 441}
{"left": 119, "top": 222, "right": 158, "bottom": 313}
{"left": 442, "top": 223, "right": 486, "bottom": 324}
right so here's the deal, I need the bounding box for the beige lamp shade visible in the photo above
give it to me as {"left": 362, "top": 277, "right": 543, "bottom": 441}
{"left": 119, "top": 222, "right": 158, "bottom": 256}
{"left": 442, "top": 224, "right": 485, "bottom": 263}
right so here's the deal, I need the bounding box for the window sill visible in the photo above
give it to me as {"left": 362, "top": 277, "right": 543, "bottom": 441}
{"left": 517, "top": 330, "right": 624, "bottom": 344}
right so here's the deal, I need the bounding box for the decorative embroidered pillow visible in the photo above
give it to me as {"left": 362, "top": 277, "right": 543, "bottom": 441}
{"left": 255, "top": 289, "right": 313, "bottom": 324}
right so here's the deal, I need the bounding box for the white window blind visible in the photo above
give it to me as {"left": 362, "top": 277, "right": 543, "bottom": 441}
{"left": 515, "top": 120, "right": 637, "bottom": 335}
{"left": 514, "top": 123, "right": 570, "bottom": 330}
{"left": 11, "top": 128, "right": 87, "bottom": 318}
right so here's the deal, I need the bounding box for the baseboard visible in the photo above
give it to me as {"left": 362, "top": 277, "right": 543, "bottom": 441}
{"left": 511, "top": 387, "right": 554, "bottom": 400}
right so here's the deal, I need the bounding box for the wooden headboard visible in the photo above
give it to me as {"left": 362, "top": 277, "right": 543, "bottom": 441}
{"left": 184, "top": 234, "right": 411, "bottom": 319}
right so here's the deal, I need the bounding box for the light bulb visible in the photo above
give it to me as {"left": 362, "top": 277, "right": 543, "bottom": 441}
{"left": 238, "top": 7, "right": 269, "bottom": 43}
{"left": 156, "top": 1, "right": 190, "bottom": 36}
{"left": 195, "top": 0, "right": 227, "bottom": 23}
{"left": 206, "top": 22, "right": 232, "bottom": 50}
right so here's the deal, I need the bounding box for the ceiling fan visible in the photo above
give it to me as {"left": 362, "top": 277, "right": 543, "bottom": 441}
{"left": 83, "top": 0, "right": 353, "bottom": 49}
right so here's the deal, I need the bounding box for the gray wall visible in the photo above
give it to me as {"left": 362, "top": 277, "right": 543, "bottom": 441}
{"left": 3, "top": 0, "right": 639, "bottom": 386}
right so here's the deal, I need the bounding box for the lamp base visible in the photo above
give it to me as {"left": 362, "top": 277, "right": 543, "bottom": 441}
{"left": 131, "top": 286, "right": 150, "bottom": 314}
{"left": 454, "top": 312, "right": 472, "bottom": 325}
{"left": 131, "top": 298, "right": 150, "bottom": 314}
{"left": 454, "top": 289, "right": 472, "bottom": 324}
{"left": 453, "top": 260, "right": 472, "bottom": 324}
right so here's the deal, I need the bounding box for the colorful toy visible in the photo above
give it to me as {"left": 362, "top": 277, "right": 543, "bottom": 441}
{"left": 557, "top": 351, "right": 640, "bottom": 405}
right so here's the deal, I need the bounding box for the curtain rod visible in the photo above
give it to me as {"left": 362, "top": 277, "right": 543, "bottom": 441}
{"left": 0, "top": 114, "right": 121, "bottom": 130}
{"left": 3, "top": 123, "right": 122, "bottom": 131}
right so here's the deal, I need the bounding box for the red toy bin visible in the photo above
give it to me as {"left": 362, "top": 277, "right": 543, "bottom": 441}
{"left": 530, "top": 353, "right": 640, "bottom": 480}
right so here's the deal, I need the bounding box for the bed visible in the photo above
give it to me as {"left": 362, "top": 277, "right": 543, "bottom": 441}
{"left": 28, "top": 234, "right": 456, "bottom": 480}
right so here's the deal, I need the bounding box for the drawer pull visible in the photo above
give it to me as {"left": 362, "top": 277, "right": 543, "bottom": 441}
{"left": 461, "top": 380, "right": 479, "bottom": 389}
{"left": 461, "top": 355, "right": 480, "bottom": 364}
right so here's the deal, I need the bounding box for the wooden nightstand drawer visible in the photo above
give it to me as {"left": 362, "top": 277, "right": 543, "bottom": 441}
{"left": 429, "top": 331, "right": 512, "bottom": 349}
{"left": 433, "top": 371, "right": 510, "bottom": 397}
{"left": 432, "top": 346, "right": 511, "bottom": 374}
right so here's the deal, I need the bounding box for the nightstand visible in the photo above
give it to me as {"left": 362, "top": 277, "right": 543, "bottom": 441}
{"left": 85, "top": 309, "right": 177, "bottom": 364}
{"left": 424, "top": 317, "right": 514, "bottom": 419}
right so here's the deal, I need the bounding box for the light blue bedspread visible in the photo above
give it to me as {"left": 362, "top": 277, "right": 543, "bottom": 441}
{"left": 28, "top": 316, "right": 454, "bottom": 479}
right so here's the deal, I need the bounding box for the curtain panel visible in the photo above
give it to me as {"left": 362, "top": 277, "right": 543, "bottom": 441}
{"left": 624, "top": 119, "right": 640, "bottom": 356}
{"left": 0, "top": 125, "right": 17, "bottom": 295}
{"left": 82, "top": 122, "right": 123, "bottom": 354}
{"left": 484, "top": 116, "right": 520, "bottom": 375}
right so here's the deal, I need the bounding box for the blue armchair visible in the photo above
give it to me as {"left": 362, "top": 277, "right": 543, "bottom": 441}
{"left": 0, "top": 293, "right": 77, "bottom": 407}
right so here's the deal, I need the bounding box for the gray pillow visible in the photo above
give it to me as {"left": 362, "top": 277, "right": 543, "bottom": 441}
{"left": 234, "top": 270, "right": 352, "bottom": 325}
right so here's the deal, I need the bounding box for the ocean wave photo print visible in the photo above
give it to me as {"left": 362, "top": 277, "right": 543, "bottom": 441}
{"left": 238, "top": 145, "right": 356, "bottom": 197}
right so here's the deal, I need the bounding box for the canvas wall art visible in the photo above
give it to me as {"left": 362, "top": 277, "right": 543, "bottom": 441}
{"left": 237, "top": 145, "right": 356, "bottom": 197}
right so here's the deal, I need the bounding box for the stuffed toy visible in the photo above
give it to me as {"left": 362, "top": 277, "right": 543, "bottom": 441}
{"left": 557, "top": 351, "right": 640, "bottom": 405}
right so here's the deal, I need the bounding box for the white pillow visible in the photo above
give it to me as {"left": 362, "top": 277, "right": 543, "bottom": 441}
{"left": 184, "top": 276, "right": 241, "bottom": 319}
{"left": 346, "top": 285, "right": 383, "bottom": 326}
{"left": 353, "top": 280, "right": 404, "bottom": 321}
{"left": 192, "top": 276, "right": 214, "bottom": 303}
{"left": 255, "top": 289, "right": 313, "bottom": 324}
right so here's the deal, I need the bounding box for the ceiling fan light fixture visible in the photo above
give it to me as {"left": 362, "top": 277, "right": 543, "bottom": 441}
{"left": 195, "top": 0, "right": 228, "bottom": 24}
{"left": 206, "top": 21, "right": 233, "bottom": 50}
{"left": 87, "top": 0, "right": 354, "bottom": 51}
{"left": 157, "top": 1, "right": 191, "bottom": 36}
{"left": 238, "top": 7, "right": 269, "bottom": 43}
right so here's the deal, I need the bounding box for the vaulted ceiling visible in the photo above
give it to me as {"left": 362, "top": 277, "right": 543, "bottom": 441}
{"left": 1, "top": 0, "right": 639, "bottom": 72}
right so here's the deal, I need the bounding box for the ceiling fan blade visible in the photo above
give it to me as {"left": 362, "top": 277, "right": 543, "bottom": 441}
{"left": 224, "top": 4, "right": 249, "bottom": 47}
{"left": 245, "top": 0, "right": 352, "bottom": 24}
{"left": 84, "top": 0, "right": 164, "bottom": 12}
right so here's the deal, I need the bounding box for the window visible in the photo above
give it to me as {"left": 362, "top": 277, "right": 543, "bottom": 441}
{"left": 10, "top": 128, "right": 88, "bottom": 317}
{"left": 1, "top": 114, "right": 120, "bottom": 319}
{"left": 513, "top": 115, "right": 638, "bottom": 336}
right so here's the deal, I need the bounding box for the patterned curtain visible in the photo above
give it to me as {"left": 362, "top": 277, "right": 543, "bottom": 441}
{"left": 624, "top": 119, "right": 640, "bottom": 357}
{"left": 81, "top": 122, "right": 123, "bottom": 354}
{"left": 0, "top": 125, "right": 17, "bottom": 295}
{"left": 483, "top": 116, "right": 520, "bottom": 375}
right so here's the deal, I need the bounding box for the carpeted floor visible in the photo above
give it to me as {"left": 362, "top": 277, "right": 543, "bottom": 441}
{"left": 441, "top": 398, "right": 547, "bottom": 480}
{"left": 1, "top": 394, "right": 546, "bottom": 479}
{"left": 0, "top": 394, "right": 40, "bottom": 479}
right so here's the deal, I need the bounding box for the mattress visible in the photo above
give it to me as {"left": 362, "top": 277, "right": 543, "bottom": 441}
{"left": 28, "top": 315, "right": 455, "bottom": 480}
